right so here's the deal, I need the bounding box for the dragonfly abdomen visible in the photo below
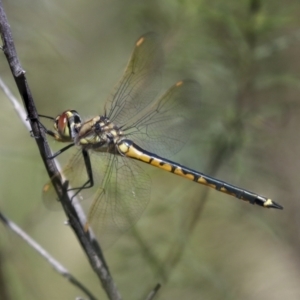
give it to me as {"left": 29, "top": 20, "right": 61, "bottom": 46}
{"left": 118, "top": 139, "right": 283, "bottom": 209}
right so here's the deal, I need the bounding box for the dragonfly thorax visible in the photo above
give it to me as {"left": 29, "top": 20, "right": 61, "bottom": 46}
{"left": 75, "top": 115, "right": 124, "bottom": 152}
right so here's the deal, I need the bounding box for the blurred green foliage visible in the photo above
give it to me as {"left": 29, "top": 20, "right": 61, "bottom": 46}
{"left": 1, "top": 0, "right": 300, "bottom": 299}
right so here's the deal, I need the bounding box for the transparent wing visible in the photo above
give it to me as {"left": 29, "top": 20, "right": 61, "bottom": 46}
{"left": 43, "top": 149, "right": 90, "bottom": 211}
{"left": 123, "top": 80, "right": 201, "bottom": 157}
{"left": 86, "top": 154, "right": 150, "bottom": 248}
{"left": 43, "top": 150, "right": 151, "bottom": 248}
{"left": 106, "top": 32, "right": 163, "bottom": 127}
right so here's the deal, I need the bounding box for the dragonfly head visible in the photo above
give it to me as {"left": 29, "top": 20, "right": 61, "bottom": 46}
{"left": 54, "top": 110, "right": 82, "bottom": 142}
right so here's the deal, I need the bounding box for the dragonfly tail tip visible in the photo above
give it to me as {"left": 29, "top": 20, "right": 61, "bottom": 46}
{"left": 264, "top": 199, "right": 283, "bottom": 210}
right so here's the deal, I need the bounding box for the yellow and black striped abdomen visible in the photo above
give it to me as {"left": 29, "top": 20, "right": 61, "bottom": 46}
{"left": 117, "top": 139, "right": 283, "bottom": 209}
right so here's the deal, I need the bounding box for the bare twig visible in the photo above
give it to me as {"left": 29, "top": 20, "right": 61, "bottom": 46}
{"left": 0, "top": 2, "right": 121, "bottom": 299}
{"left": 0, "top": 76, "right": 28, "bottom": 128}
{"left": 0, "top": 248, "right": 11, "bottom": 300}
{"left": 144, "top": 284, "right": 161, "bottom": 300}
{"left": 156, "top": 1, "right": 265, "bottom": 284}
{"left": 0, "top": 210, "right": 97, "bottom": 300}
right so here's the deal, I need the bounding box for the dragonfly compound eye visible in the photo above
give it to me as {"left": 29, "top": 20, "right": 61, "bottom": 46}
{"left": 70, "top": 110, "right": 82, "bottom": 126}
{"left": 54, "top": 110, "right": 81, "bottom": 141}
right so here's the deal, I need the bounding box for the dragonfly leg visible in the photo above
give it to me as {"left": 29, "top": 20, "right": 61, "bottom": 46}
{"left": 37, "top": 114, "right": 58, "bottom": 138}
{"left": 48, "top": 143, "right": 75, "bottom": 159}
{"left": 67, "top": 149, "right": 95, "bottom": 201}
{"left": 28, "top": 115, "right": 56, "bottom": 139}
{"left": 36, "top": 115, "right": 76, "bottom": 159}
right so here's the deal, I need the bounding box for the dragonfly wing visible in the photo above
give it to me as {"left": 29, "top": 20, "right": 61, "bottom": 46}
{"left": 43, "top": 149, "right": 91, "bottom": 210}
{"left": 106, "top": 32, "right": 163, "bottom": 127}
{"left": 87, "top": 154, "right": 151, "bottom": 248}
{"left": 43, "top": 149, "right": 151, "bottom": 248}
{"left": 43, "top": 149, "right": 112, "bottom": 212}
{"left": 124, "top": 79, "right": 201, "bottom": 157}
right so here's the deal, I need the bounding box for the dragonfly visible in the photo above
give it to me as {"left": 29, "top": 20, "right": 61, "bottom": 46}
{"left": 43, "top": 32, "right": 283, "bottom": 247}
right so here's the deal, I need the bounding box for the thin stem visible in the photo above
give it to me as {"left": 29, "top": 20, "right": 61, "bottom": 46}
{"left": 144, "top": 283, "right": 161, "bottom": 300}
{"left": 0, "top": 210, "right": 97, "bottom": 300}
{"left": 0, "top": 2, "right": 121, "bottom": 299}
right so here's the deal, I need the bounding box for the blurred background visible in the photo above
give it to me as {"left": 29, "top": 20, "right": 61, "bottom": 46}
{"left": 0, "top": 0, "right": 299, "bottom": 299}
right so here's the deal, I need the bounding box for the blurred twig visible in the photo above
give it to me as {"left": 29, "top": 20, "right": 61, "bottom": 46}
{"left": 0, "top": 248, "right": 11, "bottom": 300}
{"left": 144, "top": 283, "right": 161, "bottom": 300}
{"left": 156, "top": 0, "right": 263, "bottom": 283}
{"left": 0, "top": 76, "right": 28, "bottom": 129}
{"left": 0, "top": 2, "right": 121, "bottom": 299}
{"left": 129, "top": 226, "right": 167, "bottom": 281}
{"left": 0, "top": 210, "right": 97, "bottom": 300}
